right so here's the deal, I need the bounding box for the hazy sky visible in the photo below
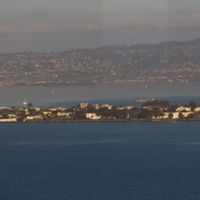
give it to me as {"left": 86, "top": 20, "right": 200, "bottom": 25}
{"left": 0, "top": 0, "right": 200, "bottom": 53}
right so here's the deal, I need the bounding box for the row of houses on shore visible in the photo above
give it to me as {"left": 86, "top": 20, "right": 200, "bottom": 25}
{"left": 0, "top": 102, "right": 200, "bottom": 122}
{"left": 151, "top": 106, "right": 200, "bottom": 120}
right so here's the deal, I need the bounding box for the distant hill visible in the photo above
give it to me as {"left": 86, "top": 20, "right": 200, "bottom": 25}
{"left": 0, "top": 38, "right": 200, "bottom": 86}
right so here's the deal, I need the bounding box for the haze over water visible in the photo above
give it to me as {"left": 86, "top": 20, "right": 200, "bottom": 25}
{"left": 1, "top": 83, "right": 200, "bottom": 106}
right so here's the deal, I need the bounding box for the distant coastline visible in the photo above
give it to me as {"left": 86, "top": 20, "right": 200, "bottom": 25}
{"left": 0, "top": 38, "right": 200, "bottom": 87}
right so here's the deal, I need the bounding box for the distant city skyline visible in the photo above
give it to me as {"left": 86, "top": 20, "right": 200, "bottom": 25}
{"left": 0, "top": 0, "right": 200, "bottom": 53}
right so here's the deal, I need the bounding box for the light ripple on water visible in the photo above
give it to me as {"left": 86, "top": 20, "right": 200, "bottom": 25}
{"left": 5, "top": 139, "right": 122, "bottom": 146}
{"left": 180, "top": 142, "right": 200, "bottom": 145}
{"left": 168, "top": 142, "right": 200, "bottom": 145}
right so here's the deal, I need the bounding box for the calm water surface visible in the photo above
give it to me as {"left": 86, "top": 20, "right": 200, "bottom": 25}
{"left": 0, "top": 122, "right": 200, "bottom": 200}
{"left": 1, "top": 83, "right": 200, "bottom": 106}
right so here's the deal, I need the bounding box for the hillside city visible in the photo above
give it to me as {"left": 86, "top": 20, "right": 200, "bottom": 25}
{"left": 0, "top": 39, "right": 200, "bottom": 86}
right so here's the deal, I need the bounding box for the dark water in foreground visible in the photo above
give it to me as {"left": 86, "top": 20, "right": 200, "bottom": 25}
{"left": 1, "top": 122, "right": 200, "bottom": 200}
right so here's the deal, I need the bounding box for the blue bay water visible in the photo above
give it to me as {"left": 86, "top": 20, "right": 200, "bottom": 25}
{"left": 0, "top": 122, "right": 200, "bottom": 199}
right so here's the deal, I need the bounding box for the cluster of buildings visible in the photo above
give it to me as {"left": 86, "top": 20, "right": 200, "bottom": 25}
{"left": 153, "top": 106, "right": 200, "bottom": 120}
{"left": 0, "top": 101, "right": 200, "bottom": 122}
{"left": 0, "top": 103, "right": 114, "bottom": 122}
{"left": 0, "top": 40, "right": 200, "bottom": 86}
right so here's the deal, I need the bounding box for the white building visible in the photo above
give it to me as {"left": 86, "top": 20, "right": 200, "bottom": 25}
{"left": 155, "top": 111, "right": 194, "bottom": 120}
{"left": 172, "top": 112, "right": 181, "bottom": 119}
{"left": 34, "top": 107, "right": 41, "bottom": 112}
{"left": 101, "top": 104, "right": 112, "bottom": 110}
{"left": 153, "top": 112, "right": 169, "bottom": 119}
{"left": 195, "top": 107, "right": 200, "bottom": 112}
{"left": 80, "top": 103, "right": 88, "bottom": 109}
{"left": 86, "top": 113, "right": 101, "bottom": 120}
{"left": 57, "top": 112, "right": 71, "bottom": 117}
{"left": 42, "top": 111, "right": 52, "bottom": 116}
{"left": 0, "top": 107, "right": 12, "bottom": 110}
{"left": 0, "top": 118, "right": 17, "bottom": 122}
{"left": 26, "top": 115, "right": 43, "bottom": 120}
{"left": 93, "top": 104, "right": 100, "bottom": 109}
{"left": 182, "top": 112, "right": 194, "bottom": 118}
{"left": 176, "top": 106, "right": 191, "bottom": 112}
{"left": 142, "top": 106, "right": 153, "bottom": 111}
{"left": 156, "top": 112, "right": 180, "bottom": 119}
{"left": 8, "top": 114, "right": 17, "bottom": 118}
{"left": 126, "top": 106, "right": 134, "bottom": 110}
{"left": 116, "top": 106, "right": 125, "bottom": 110}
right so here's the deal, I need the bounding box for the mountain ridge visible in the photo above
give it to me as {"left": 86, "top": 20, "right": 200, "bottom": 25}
{"left": 1, "top": 38, "right": 200, "bottom": 55}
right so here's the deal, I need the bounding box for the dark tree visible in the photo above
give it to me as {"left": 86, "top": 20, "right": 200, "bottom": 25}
{"left": 152, "top": 108, "right": 162, "bottom": 119}
{"left": 137, "top": 109, "right": 153, "bottom": 119}
{"left": 188, "top": 101, "right": 197, "bottom": 111}
{"left": 168, "top": 105, "right": 178, "bottom": 112}
{"left": 168, "top": 113, "right": 173, "bottom": 119}
{"left": 27, "top": 103, "right": 33, "bottom": 107}
{"left": 73, "top": 110, "right": 86, "bottom": 119}
{"left": 142, "top": 100, "right": 169, "bottom": 108}
{"left": 179, "top": 112, "right": 184, "bottom": 120}
{"left": 187, "top": 113, "right": 194, "bottom": 120}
